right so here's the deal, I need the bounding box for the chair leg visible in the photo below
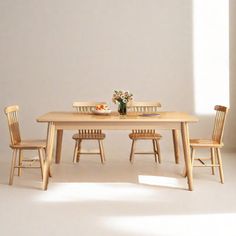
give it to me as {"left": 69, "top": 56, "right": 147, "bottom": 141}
{"left": 98, "top": 140, "right": 105, "bottom": 164}
{"left": 38, "top": 149, "right": 44, "bottom": 180}
{"left": 101, "top": 140, "right": 106, "bottom": 163}
{"left": 43, "top": 148, "right": 52, "bottom": 178}
{"left": 152, "top": 140, "right": 158, "bottom": 163}
{"left": 129, "top": 140, "right": 136, "bottom": 164}
{"left": 155, "top": 140, "right": 161, "bottom": 164}
{"left": 210, "top": 148, "right": 215, "bottom": 175}
{"left": 184, "top": 147, "right": 194, "bottom": 177}
{"left": 100, "top": 140, "right": 106, "bottom": 162}
{"left": 18, "top": 150, "right": 23, "bottom": 176}
{"left": 76, "top": 140, "right": 82, "bottom": 163}
{"left": 191, "top": 147, "right": 195, "bottom": 167}
{"left": 73, "top": 140, "right": 79, "bottom": 163}
{"left": 9, "top": 149, "right": 17, "bottom": 185}
{"left": 216, "top": 148, "right": 224, "bottom": 184}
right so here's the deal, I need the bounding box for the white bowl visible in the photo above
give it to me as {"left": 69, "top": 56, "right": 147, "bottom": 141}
{"left": 93, "top": 109, "right": 112, "bottom": 115}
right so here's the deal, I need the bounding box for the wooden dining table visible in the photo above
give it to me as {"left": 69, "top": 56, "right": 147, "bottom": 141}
{"left": 37, "top": 111, "right": 198, "bottom": 191}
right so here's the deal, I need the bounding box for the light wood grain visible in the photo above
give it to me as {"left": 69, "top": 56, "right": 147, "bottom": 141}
{"left": 55, "top": 130, "right": 63, "bottom": 164}
{"left": 172, "top": 129, "right": 180, "bottom": 164}
{"left": 37, "top": 110, "right": 197, "bottom": 191}
{"left": 181, "top": 122, "right": 193, "bottom": 191}
{"left": 72, "top": 102, "right": 106, "bottom": 164}
{"left": 5, "top": 105, "right": 46, "bottom": 186}
{"left": 127, "top": 102, "right": 162, "bottom": 163}
{"left": 190, "top": 105, "right": 229, "bottom": 184}
{"left": 43, "top": 122, "right": 55, "bottom": 190}
{"left": 38, "top": 111, "right": 197, "bottom": 123}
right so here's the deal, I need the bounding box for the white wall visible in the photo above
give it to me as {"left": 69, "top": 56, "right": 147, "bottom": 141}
{"left": 0, "top": 0, "right": 235, "bottom": 161}
{"left": 227, "top": 0, "right": 236, "bottom": 151}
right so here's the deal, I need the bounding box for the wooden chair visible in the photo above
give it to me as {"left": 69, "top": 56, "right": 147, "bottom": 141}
{"left": 190, "top": 105, "right": 229, "bottom": 183}
{"left": 4, "top": 105, "right": 46, "bottom": 185}
{"left": 72, "top": 102, "right": 106, "bottom": 164}
{"left": 127, "top": 101, "right": 162, "bottom": 163}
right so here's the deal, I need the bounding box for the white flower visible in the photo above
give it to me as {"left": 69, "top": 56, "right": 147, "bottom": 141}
{"left": 112, "top": 89, "right": 133, "bottom": 104}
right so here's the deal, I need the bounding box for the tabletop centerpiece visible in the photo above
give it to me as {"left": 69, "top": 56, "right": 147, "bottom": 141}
{"left": 112, "top": 90, "right": 133, "bottom": 116}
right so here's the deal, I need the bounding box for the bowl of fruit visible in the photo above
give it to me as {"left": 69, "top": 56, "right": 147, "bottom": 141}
{"left": 93, "top": 104, "right": 112, "bottom": 115}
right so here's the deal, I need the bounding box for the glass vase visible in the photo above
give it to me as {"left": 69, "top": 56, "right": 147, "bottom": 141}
{"left": 118, "top": 102, "right": 127, "bottom": 116}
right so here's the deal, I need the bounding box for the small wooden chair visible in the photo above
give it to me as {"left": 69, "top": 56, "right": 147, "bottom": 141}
{"left": 127, "top": 101, "right": 162, "bottom": 163}
{"left": 72, "top": 102, "right": 106, "bottom": 164}
{"left": 190, "top": 105, "right": 229, "bottom": 183}
{"left": 4, "top": 105, "right": 46, "bottom": 185}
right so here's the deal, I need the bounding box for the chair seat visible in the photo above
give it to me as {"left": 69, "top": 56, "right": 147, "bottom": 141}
{"left": 72, "top": 132, "right": 105, "bottom": 140}
{"left": 129, "top": 133, "right": 162, "bottom": 140}
{"left": 10, "top": 139, "right": 46, "bottom": 149}
{"left": 190, "top": 139, "right": 223, "bottom": 148}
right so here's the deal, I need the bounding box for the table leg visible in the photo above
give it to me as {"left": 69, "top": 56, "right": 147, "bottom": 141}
{"left": 43, "top": 122, "right": 55, "bottom": 191}
{"left": 55, "top": 129, "right": 63, "bottom": 164}
{"left": 181, "top": 122, "right": 193, "bottom": 191}
{"left": 172, "top": 129, "right": 180, "bottom": 164}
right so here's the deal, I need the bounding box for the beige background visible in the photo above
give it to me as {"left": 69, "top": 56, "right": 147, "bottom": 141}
{"left": 0, "top": 0, "right": 235, "bottom": 161}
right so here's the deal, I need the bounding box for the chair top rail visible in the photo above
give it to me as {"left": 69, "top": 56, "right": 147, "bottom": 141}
{"left": 73, "top": 101, "right": 107, "bottom": 113}
{"left": 4, "top": 105, "right": 21, "bottom": 145}
{"left": 127, "top": 101, "right": 161, "bottom": 113}
{"left": 212, "top": 105, "right": 229, "bottom": 143}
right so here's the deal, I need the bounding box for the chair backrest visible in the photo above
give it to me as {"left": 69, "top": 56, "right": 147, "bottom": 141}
{"left": 4, "top": 105, "right": 21, "bottom": 145}
{"left": 73, "top": 101, "right": 107, "bottom": 113}
{"left": 212, "top": 105, "right": 229, "bottom": 143}
{"left": 127, "top": 101, "right": 161, "bottom": 112}
{"left": 127, "top": 101, "right": 161, "bottom": 134}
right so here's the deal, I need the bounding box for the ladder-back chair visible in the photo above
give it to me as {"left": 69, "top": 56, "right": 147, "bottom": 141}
{"left": 127, "top": 101, "right": 162, "bottom": 163}
{"left": 190, "top": 105, "right": 229, "bottom": 183}
{"left": 4, "top": 105, "right": 46, "bottom": 185}
{"left": 72, "top": 102, "right": 106, "bottom": 164}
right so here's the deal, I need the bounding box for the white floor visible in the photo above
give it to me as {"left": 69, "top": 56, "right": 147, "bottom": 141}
{"left": 0, "top": 150, "right": 236, "bottom": 236}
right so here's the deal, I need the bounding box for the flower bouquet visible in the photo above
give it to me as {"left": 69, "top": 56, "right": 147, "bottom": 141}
{"left": 112, "top": 90, "right": 133, "bottom": 115}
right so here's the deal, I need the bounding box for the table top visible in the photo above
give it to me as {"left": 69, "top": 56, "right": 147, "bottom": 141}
{"left": 37, "top": 111, "right": 198, "bottom": 123}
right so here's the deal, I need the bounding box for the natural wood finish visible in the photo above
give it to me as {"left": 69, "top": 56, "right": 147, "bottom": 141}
{"left": 37, "top": 111, "right": 198, "bottom": 191}
{"left": 55, "top": 129, "right": 63, "bottom": 164}
{"left": 129, "top": 140, "right": 137, "bottom": 163}
{"left": 181, "top": 122, "right": 193, "bottom": 191}
{"left": 190, "top": 105, "right": 229, "bottom": 184}
{"left": 38, "top": 149, "right": 44, "bottom": 179}
{"left": 127, "top": 101, "right": 161, "bottom": 112}
{"left": 18, "top": 150, "right": 23, "bottom": 176}
{"left": 210, "top": 148, "right": 215, "bottom": 175}
{"left": 129, "top": 131, "right": 161, "bottom": 139}
{"left": 127, "top": 101, "right": 162, "bottom": 163}
{"left": 43, "top": 122, "right": 55, "bottom": 190}
{"left": 5, "top": 105, "right": 46, "bottom": 186}
{"left": 9, "top": 140, "right": 47, "bottom": 149}
{"left": 73, "top": 101, "right": 106, "bottom": 112}
{"left": 72, "top": 102, "right": 106, "bottom": 164}
{"left": 72, "top": 130, "right": 105, "bottom": 140}
{"left": 172, "top": 129, "right": 180, "bottom": 164}
{"left": 37, "top": 111, "right": 197, "bottom": 123}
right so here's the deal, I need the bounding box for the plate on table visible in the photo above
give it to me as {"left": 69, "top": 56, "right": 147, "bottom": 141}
{"left": 93, "top": 109, "right": 112, "bottom": 115}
